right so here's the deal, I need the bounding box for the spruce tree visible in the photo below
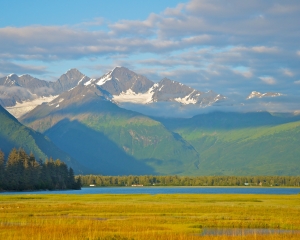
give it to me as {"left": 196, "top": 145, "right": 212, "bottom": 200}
{"left": 67, "top": 167, "right": 75, "bottom": 189}
{"left": 41, "top": 159, "right": 54, "bottom": 190}
{"left": 29, "top": 153, "right": 40, "bottom": 189}
{"left": 6, "top": 148, "right": 22, "bottom": 190}
{"left": 55, "top": 159, "right": 68, "bottom": 189}
{"left": 17, "top": 148, "right": 29, "bottom": 190}
{"left": 0, "top": 150, "right": 5, "bottom": 189}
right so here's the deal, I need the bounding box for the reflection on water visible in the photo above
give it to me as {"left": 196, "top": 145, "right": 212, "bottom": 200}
{"left": 201, "top": 228, "right": 299, "bottom": 236}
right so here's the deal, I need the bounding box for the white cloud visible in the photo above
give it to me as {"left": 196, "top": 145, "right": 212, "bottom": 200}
{"left": 269, "top": 4, "right": 300, "bottom": 14}
{"left": 0, "top": 60, "right": 48, "bottom": 74}
{"left": 233, "top": 69, "right": 253, "bottom": 78}
{"left": 252, "top": 46, "right": 279, "bottom": 53}
{"left": 109, "top": 13, "right": 157, "bottom": 37}
{"left": 282, "top": 68, "right": 294, "bottom": 77}
{"left": 0, "top": 1, "right": 299, "bottom": 61}
{"left": 294, "top": 80, "right": 300, "bottom": 84}
{"left": 163, "top": 3, "right": 185, "bottom": 16}
{"left": 259, "top": 76, "right": 276, "bottom": 85}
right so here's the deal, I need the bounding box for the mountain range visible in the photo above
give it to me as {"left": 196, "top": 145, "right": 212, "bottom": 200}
{"left": 0, "top": 67, "right": 299, "bottom": 176}
{"left": 1, "top": 66, "right": 288, "bottom": 118}
{"left": 20, "top": 82, "right": 200, "bottom": 175}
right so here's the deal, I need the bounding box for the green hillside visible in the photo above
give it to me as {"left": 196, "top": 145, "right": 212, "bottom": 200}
{"left": 158, "top": 112, "right": 300, "bottom": 175}
{"left": 21, "top": 98, "right": 200, "bottom": 175}
{"left": 0, "top": 105, "right": 83, "bottom": 173}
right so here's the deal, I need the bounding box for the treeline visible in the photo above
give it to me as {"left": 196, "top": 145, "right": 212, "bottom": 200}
{"left": 0, "top": 148, "right": 81, "bottom": 191}
{"left": 79, "top": 175, "right": 300, "bottom": 187}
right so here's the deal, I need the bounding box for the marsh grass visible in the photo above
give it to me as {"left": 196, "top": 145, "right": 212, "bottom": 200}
{"left": 1, "top": 194, "right": 300, "bottom": 239}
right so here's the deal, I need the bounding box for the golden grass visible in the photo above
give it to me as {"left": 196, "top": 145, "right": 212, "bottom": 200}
{"left": 0, "top": 193, "right": 300, "bottom": 239}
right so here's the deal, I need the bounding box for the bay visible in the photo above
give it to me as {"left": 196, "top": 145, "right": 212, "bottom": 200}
{"left": 1, "top": 186, "right": 300, "bottom": 195}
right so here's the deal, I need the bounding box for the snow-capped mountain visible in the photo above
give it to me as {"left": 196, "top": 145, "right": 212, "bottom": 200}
{"left": 0, "top": 73, "right": 53, "bottom": 107}
{"left": 83, "top": 67, "right": 225, "bottom": 107}
{"left": 151, "top": 78, "right": 225, "bottom": 106}
{"left": 246, "top": 91, "right": 283, "bottom": 100}
{"left": 1, "top": 66, "right": 228, "bottom": 118}
{"left": 95, "top": 67, "right": 153, "bottom": 95}
{"left": 0, "top": 69, "right": 90, "bottom": 117}
{"left": 51, "top": 68, "right": 90, "bottom": 93}
{"left": 45, "top": 83, "right": 111, "bottom": 111}
{"left": 3, "top": 66, "right": 295, "bottom": 119}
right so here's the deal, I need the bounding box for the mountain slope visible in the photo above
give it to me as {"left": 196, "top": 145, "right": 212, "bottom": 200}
{"left": 21, "top": 83, "right": 200, "bottom": 175}
{"left": 0, "top": 104, "right": 83, "bottom": 173}
{"left": 151, "top": 78, "right": 225, "bottom": 106}
{"left": 158, "top": 112, "right": 300, "bottom": 175}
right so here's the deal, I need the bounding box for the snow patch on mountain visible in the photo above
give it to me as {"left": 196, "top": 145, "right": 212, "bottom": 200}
{"left": 5, "top": 95, "right": 58, "bottom": 118}
{"left": 96, "top": 67, "right": 121, "bottom": 86}
{"left": 247, "top": 91, "right": 283, "bottom": 99}
{"left": 96, "top": 73, "right": 112, "bottom": 86}
{"left": 77, "top": 76, "right": 86, "bottom": 85}
{"left": 84, "top": 78, "right": 96, "bottom": 86}
{"left": 113, "top": 88, "right": 154, "bottom": 104}
{"left": 174, "top": 90, "right": 197, "bottom": 105}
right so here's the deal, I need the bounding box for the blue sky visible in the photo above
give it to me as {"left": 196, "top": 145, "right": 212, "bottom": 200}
{"left": 1, "top": 0, "right": 300, "bottom": 100}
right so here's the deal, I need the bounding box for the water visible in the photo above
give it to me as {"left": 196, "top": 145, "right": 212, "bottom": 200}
{"left": 201, "top": 228, "right": 300, "bottom": 236}
{"left": 1, "top": 186, "right": 299, "bottom": 195}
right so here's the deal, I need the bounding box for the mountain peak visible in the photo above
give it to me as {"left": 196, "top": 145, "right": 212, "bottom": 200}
{"left": 58, "top": 68, "right": 86, "bottom": 83}
{"left": 65, "top": 68, "right": 81, "bottom": 74}
{"left": 160, "top": 77, "right": 172, "bottom": 82}
{"left": 110, "top": 66, "right": 136, "bottom": 77}
{"left": 62, "top": 68, "right": 84, "bottom": 78}
{"left": 7, "top": 73, "right": 19, "bottom": 80}
{"left": 96, "top": 67, "right": 154, "bottom": 95}
{"left": 159, "top": 77, "right": 185, "bottom": 86}
{"left": 51, "top": 69, "right": 90, "bottom": 94}
{"left": 112, "top": 66, "right": 123, "bottom": 71}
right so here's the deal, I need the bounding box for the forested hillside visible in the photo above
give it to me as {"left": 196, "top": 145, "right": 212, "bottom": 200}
{"left": 0, "top": 104, "right": 83, "bottom": 173}
{"left": 158, "top": 112, "right": 300, "bottom": 176}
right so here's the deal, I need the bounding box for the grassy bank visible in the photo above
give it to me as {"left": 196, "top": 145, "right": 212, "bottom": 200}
{"left": 1, "top": 193, "right": 300, "bottom": 239}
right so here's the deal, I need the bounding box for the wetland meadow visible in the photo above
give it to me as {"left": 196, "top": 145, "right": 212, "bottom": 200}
{"left": 1, "top": 191, "right": 300, "bottom": 240}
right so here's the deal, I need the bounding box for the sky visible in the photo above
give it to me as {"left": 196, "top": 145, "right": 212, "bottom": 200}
{"left": 1, "top": 0, "right": 300, "bottom": 99}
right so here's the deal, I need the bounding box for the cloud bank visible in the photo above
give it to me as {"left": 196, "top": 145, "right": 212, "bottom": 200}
{"left": 0, "top": 0, "right": 299, "bottom": 99}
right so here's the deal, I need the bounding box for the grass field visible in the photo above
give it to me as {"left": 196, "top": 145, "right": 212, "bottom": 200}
{"left": 1, "top": 193, "right": 300, "bottom": 239}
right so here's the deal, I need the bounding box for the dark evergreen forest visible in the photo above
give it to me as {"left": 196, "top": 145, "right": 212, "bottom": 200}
{"left": 79, "top": 175, "right": 300, "bottom": 187}
{"left": 0, "top": 148, "right": 80, "bottom": 191}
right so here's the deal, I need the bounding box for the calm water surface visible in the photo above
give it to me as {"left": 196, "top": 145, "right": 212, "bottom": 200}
{"left": 201, "top": 228, "right": 300, "bottom": 236}
{"left": 1, "top": 187, "right": 300, "bottom": 195}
